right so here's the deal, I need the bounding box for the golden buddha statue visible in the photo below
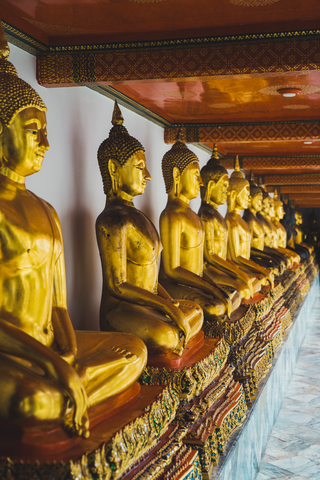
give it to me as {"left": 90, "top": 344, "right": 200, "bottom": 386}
{"left": 225, "top": 158, "right": 273, "bottom": 290}
{"left": 97, "top": 104, "right": 203, "bottom": 356}
{"left": 294, "top": 209, "right": 313, "bottom": 254}
{"left": 0, "top": 33, "right": 147, "bottom": 440}
{"left": 243, "top": 173, "right": 287, "bottom": 274}
{"left": 159, "top": 133, "right": 237, "bottom": 322}
{"left": 198, "top": 147, "right": 252, "bottom": 300}
{"left": 271, "top": 189, "right": 300, "bottom": 265}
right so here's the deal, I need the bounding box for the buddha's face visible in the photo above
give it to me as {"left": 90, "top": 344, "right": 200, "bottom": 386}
{"left": 1, "top": 107, "right": 49, "bottom": 177}
{"left": 269, "top": 199, "right": 275, "bottom": 218}
{"left": 210, "top": 174, "right": 229, "bottom": 205}
{"left": 251, "top": 192, "right": 263, "bottom": 212}
{"left": 296, "top": 213, "right": 302, "bottom": 225}
{"left": 236, "top": 184, "right": 250, "bottom": 209}
{"left": 118, "top": 150, "right": 151, "bottom": 197}
{"left": 275, "top": 203, "right": 284, "bottom": 220}
{"left": 179, "top": 161, "right": 203, "bottom": 200}
{"left": 262, "top": 197, "right": 270, "bottom": 215}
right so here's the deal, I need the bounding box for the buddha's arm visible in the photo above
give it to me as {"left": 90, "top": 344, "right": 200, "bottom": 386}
{"left": 96, "top": 221, "right": 192, "bottom": 345}
{"left": 228, "top": 223, "right": 274, "bottom": 288}
{"left": 0, "top": 317, "right": 89, "bottom": 437}
{"left": 160, "top": 211, "right": 231, "bottom": 316}
{"left": 203, "top": 216, "right": 253, "bottom": 294}
{"left": 50, "top": 205, "right": 77, "bottom": 366}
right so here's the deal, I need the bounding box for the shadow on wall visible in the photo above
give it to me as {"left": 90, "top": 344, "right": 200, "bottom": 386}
{"left": 63, "top": 109, "right": 100, "bottom": 331}
{"left": 64, "top": 208, "right": 99, "bottom": 331}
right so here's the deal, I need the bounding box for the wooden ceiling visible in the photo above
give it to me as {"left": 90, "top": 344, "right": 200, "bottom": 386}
{"left": 1, "top": 0, "right": 320, "bottom": 208}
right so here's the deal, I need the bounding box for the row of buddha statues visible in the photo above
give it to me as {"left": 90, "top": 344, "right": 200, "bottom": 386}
{"left": 0, "top": 25, "right": 317, "bottom": 479}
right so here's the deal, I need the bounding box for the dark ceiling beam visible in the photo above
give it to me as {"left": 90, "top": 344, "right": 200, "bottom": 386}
{"left": 37, "top": 35, "right": 320, "bottom": 87}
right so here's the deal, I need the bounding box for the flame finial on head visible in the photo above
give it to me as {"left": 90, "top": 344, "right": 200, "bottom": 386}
{"left": 0, "top": 20, "right": 9, "bottom": 60}
{"left": 248, "top": 170, "right": 262, "bottom": 199}
{"left": 111, "top": 100, "right": 124, "bottom": 126}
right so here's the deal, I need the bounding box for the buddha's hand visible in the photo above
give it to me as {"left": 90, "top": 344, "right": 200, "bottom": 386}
{"left": 167, "top": 304, "right": 191, "bottom": 347}
{"left": 47, "top": 358, "right": 89, "bottom": 438}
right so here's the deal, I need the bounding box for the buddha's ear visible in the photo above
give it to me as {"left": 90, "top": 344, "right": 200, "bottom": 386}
{"left": 0, "top": 120, "right": 3, "bottom": 168}
{"left": 230, "top": 189, "right": 237, "bottom": 202}
{"left": 173, "top": 166, "right": 180, "bottom": 181}
{"left": 108, "top": 159, "right": 118, "bottom": 177}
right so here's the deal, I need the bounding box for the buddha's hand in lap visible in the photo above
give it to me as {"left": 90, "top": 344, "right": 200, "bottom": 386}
{"left": 49, "top": 356, "right": 89, "bottom": 438}
{"left": 166, "top": 303, "right": 192, "bottom": 348}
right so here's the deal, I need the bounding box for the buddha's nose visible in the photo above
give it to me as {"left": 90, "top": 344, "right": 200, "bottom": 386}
{"left": 144, "top": 167, "right": 151, "bottom": 181}
{"left": 40, "top": 130, "right": 49, "bottom": 150}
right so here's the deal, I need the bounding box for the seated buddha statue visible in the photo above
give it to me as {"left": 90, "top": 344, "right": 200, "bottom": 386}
{"left": 272, "top": 189, "right": 300, "bottom": 265}
{"left": 225, "top": 158, "right": 273, "bottom": 290}
{"left": 243, "top": 173, "right": 287, "bottom": 274}
{"left": 0, "top": 35, "right": 148, "bottom": 441}
{"left": 294, "top": 209, "right": 313, "bottom": 254}
{"left": 159, "top": 133, "right": 237, "bottom": 322}
{"left": 282, "top": 200, "right": 309, "bottom": 261}
{"left": 96, "top": 103, "right": 203, "bottom": 356}
{"left": 254, "top": 178, "right": 292, "bottom": 270}
{"left": 303, "top": 209, "right": 320, "bottom": 249}
{"left": 197, "top": 147, "right": 252, "bottom": 300}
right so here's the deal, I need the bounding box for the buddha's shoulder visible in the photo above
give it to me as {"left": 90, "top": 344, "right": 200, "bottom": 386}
{"left": 225, "top": 213, "right": 240, "bottom": 227}
{"left": 198, "top": 204, "right": 215, "bottom": 220}
{"left": 96, "top": 205, "right": 145, "bottom": 229}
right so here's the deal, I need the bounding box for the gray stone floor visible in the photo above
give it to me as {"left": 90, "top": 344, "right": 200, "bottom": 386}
{"left": 255, "top": 295, "right": 320, "bottom": 480}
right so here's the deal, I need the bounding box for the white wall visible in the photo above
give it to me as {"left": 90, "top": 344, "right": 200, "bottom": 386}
{"left": 9, "top": 43, "right": 220, "bottom": 330}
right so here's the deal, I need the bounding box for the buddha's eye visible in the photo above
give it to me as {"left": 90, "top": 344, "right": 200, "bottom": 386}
{"left": 135, "top": 165, "right": 144, "bottom": 170}
{"left": 27, "top": 129, "right": 38, "bottom": 135}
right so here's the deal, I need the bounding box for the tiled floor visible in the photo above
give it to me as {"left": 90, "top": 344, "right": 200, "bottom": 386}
{"left": 255, "top": 295, "right": 320, "bottom": 480}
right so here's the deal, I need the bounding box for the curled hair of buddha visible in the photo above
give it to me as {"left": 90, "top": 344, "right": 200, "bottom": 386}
{"left": 248, "top": 170, "right": 262, "bottom": 199}
{"left": 0, "top": 24, "right": 46, "bottom": 127}
{"left": 97, "top": 100, "right": 145, "bottom": 194}
{"left": 257, "top": 176, "right": 270, "bottom": 200}
{"left": 162, "top": 127, "right": 199, "bottom": 194}
{"left": 200, "top": 144, "right": 228, "bottom": 200}
{"left": 229, "top": 156, "right": 248, "bottom": 194}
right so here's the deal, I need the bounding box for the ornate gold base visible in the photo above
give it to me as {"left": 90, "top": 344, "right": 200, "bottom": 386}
{"left": 0, "top": 385, "right": 179, "bottom": 480}
{"left": 139, "top": 338, "right": 230, "bottom": 404}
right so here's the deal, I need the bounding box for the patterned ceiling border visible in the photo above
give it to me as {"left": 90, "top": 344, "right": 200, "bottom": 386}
{"left": 219, "top": 156, "right": 320, "bottom": 170}
{"left": 264, "top": 173, "right": 320, "bottom": 185}
{"left": 3, "top": 21, "right": 47, "bottom": 55}
{"left": 37, "top": 36, "right": 320, "bottom": 86}
{"left": 165, "top": 122, "right": 320, "bottom": 143}
{"left": 266, "top": 185, "right": 320, "bottom": 193}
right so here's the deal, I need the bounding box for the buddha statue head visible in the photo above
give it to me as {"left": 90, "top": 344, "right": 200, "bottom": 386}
{"left": 98, "top": 101, "right": 150, "bottom": 200}
{"left": 0, "top": 28, "right": 48, "bottom": 178}
{"left": 248, "top": 170, "right": 263, "bottom": 214}
{"left": 200, "top": 144, "right": 229, "bottom": 206}
{"left": 227, "top": 156, "right": 250, "bottom": 211}
{"left": 257, "top": 176, "right": 271, "bottom": 215}
{"left": 162, "top": 128, "right": 202, "bottom": 201}
{"left": 273, "top": 188, "right": 285, "bottom": 220}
